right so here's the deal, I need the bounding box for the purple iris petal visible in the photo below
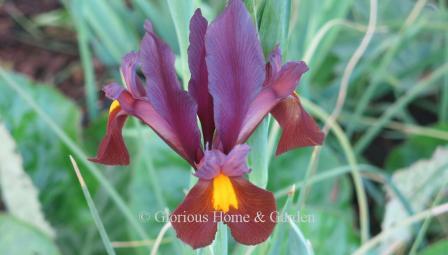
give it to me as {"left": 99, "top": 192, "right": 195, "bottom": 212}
{"left": 264, "top": 45, "right": 282, "bottom": 86}
{"left": 188, "top": 9, "right": 215, "bottom": 146}
{"left": 195, "top": 144, "right": 251, "bottom": 179}
{"left": 222, "top": 144, "right": 251, "bottom": 177}
{"left": 237, "top": 61, "right": 309, "bottom": 144}
{"left": 104, "top": 84, "right": 201, "bottom": 166}
{"left": 121, "top": 52, "right": 146, "bottom": 98}
{"left": 140, "top": 20, "right": 203, "bottom": 164}
{"left": 103, "top": 82, "right": 125, "bottom": 100}
{"left": 194, "top": 150, "right": 225, "bottom": 180}
{"left": 271, "top": 93, "right": 325, "bottom": 155}
{"left": 206, "top": 0, "right": 265, "bottom": 153}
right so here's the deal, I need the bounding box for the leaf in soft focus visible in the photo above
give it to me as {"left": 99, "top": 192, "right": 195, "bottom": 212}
{"left": 269, "top": 146, "right": 358, "bottom": 255}
{"left": 287, "top": 218, "right": 314, "bottom": 255}
{"left": 243, "top": 0, "right": 265, "bottom": 25}
{"left": 380, "top": 147, "right": 448, "bottom": 253}
{"left": 166, "top": 0, "right": 193, "bottom": 87}
{"left": 0, "top": 72, "right": 96, "bottom": 255}
{"left": 385, "top": 124, "right": 448, "bottom": 170}
{"left": 69, "top": 0, "right": 138, "bottom": 63}
{"left": 0, "top": 214, "right": 61, "bottom": 255}
{"left": 270, "top": 146, "right": 351, "bottom": 205}
{"left": 290, "top": 0, "right": 354, "bottom": 96}
{"left": 267, "top": 187, "right": 294, "bottom": 255}
{"left": 247, "top": 119, "right": 269, "bottom": 188}
{"left": 133, "top": 0, "right": 179, "bottom": 52}
{"left": 0, "top": 123, "right": 55, "bottom": 238}
{"left": 258, "top": 0, "right": 290, "bottom": 56}
{"left": 268, "top": 187, "right": 315, "bottom": 255}
{"left": 299, "top": 208, "right": 359, "bottom": 255}
{"left": 418, "top": 239, "right": 448, "bottom": 255}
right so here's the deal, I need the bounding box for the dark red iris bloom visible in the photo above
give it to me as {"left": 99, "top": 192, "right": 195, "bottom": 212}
{"left": 89, "top": 0, "right": 323, "bottom": 249}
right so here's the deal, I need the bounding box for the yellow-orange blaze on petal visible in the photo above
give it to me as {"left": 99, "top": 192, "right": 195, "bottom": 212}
{"left": 212, "top": 174, "right": 238, "bottom": 213}
{"left": 109, "top": 100, "right": 121, "bottom": 114}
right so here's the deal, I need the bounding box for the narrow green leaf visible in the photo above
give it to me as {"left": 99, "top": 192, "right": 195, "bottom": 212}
{"left": 258, "top": 0, "right": 290, "bottom": 56}
{"left": 267, "top": 185, "right": 295, "bottom": 255}
{"left": 287, "top": 217, "right": 314, "bottom": 255}
{"left": 213, "top": 223, "right": 228, "bottom": 255}
{"left": 133, "top": 0, "right": 179, "bottom": 52}
{"left": 167, "top": 0, "right": 193, "bottom": 89}
{"left": 70, "top": 0, "right": 98, "bottom": 120}
{"left": 418, "top": 240, "right": 448, "bottom": 255}
{"left": 69, "top": 156, "right": 116, "bottom": 255}
{"left": 244, "top": 0, "right": 266, "bottom": 27}
{"left": 248, "top": 118, "right": 269, "bottom": 188}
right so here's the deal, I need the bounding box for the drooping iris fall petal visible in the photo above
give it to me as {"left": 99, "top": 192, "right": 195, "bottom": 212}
{"left": 264, "top": 47, "right": 324, "bottom": 155}
{"left": 271, "top": 93, "right": 324, "bottom": 155}
{"left": 171, "top": 180, "right": 217, "bottom": 249}
{"left": 206, "top": 0, "right": 265, "bottom": 153}
{"left": 89, "top": 97, "right": 129, "bottom": 165}
{"left": 188, "top": 9, "right": 215, "bottom": 146}
{"left": 226, "top": 177, "right": 276, "bottom": 245}
{"left": 89, "top": 51, "right": 146, "bottom": 165}
{"left": 103, "top": 83, "right": 202, "bottom": 166}
{"left": 171, "top": 144, "right": 276, "bottom": 249}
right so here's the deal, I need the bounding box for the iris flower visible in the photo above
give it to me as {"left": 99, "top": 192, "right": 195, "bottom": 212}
{"left": 90, "top": 0, "right": 324, "bottom": 249}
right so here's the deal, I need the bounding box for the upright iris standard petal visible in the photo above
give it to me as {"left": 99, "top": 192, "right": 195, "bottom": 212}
{"left": 89, "top": 93, "right": 129, "bottom": 165}
{"left": 206, "top": 0, "right": 265, "bottom": 152}
{"left": 271, "top": 93, "right": 324, "bottom": 155}
{"left": 188, "top": 9, "right": 215, "bottom": 146}
{"left": 140, "top": 21, "right": 203, "bottom": 164}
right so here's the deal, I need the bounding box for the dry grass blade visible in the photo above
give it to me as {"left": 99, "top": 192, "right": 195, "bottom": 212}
{"left": 353, "top": 203, "right": 448, "bottom": 255}
{"left": 69, "top": 155, "right": 116, "bottom": 255}
{"left": 150, "top": 222, "right": 172, "bottom": 255}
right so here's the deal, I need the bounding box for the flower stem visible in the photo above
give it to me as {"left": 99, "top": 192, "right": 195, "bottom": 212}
{"left": 214, "top": 222, "right": 228, "bottom": 255}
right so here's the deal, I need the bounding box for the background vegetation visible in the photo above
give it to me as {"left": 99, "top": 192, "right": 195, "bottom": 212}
{"left": 0, "top": 0, "right": 447, "bottom": 254}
